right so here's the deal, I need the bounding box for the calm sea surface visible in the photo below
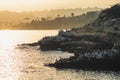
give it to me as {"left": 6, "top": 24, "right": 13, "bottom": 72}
{"left": 0, "top": 30, "right": 120, "bottom": 80}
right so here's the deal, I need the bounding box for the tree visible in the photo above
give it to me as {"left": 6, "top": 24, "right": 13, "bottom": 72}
{"left": 41, "top": 17, "right": 47, "bottom": 22}
{"left": 71, "top": 13, "right": 75, "bottom": 17}
{"left": 57, "top": 15, "right": 60, "bottom": 18}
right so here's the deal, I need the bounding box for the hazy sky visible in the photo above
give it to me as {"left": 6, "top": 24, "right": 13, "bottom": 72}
{"left": 0, "top": 0, "right": 119, "bottom": 11}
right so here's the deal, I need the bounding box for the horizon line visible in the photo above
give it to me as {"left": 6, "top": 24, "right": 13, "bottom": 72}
{"left": 0, "top": 7, "right": 104, "bottom": 12}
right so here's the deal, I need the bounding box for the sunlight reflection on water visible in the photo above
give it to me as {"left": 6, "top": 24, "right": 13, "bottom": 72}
{"left": 0, "top": 30, "right": 58, "bottom": 80}
{"left": 0, "top": 50, "right": 20, "bottom": 80}
{"left": 0, "top": 30, "right": 119, "bottom": 80}
{"left": 0, "top": 30, "right": 58, "bottom": 50}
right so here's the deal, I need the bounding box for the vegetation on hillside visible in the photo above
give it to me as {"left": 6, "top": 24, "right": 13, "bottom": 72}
{"left": 17, "top": 11, "right": 100, "bottom": 29}
{"left": 0, "top": 7, "right": 101, "bottom": 29}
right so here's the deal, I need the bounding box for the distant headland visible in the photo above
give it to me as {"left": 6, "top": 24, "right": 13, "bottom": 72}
{"left": 0, "top": 7, "right": 101, "bottom": 30}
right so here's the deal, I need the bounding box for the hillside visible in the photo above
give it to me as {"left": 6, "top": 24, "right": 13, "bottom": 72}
{"left": 0, "top": 7, "right": 101, "bottom": 29}
{"left": 16, "top": 11, "right": 100, "bottom": 29}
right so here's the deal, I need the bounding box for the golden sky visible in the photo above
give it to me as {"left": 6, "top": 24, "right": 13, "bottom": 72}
{"left": 0, "top": 0, "right": 119, "bottom": 11}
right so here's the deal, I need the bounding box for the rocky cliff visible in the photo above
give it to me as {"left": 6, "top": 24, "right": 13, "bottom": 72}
{"left": 24, "top": 4, "right": 120, "bottom": 70}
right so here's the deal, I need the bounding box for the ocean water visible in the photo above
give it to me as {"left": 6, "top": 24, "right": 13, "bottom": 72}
{"left": 0, "top": 30, "right": 120, "bottom": 80}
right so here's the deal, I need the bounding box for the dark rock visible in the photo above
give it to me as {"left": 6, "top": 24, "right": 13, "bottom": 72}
{"left": 113, "top": 40, "right": 120, "bottom": 51}
{"left": 43, "top": 4, "right": 120, "bottom": 70}
{"left": 91, "top": 4, "right": 120, "bottom": 29}
{"left": 47, "top": 49, "right": 120, "bottom": 71}
{"left": 21, "top": 42, "right": 39, "bottom": 46}
{"left": 38, "top": 36, "right": 71, "bottom": 51}
{"left": 24, "top": 4, "right": 120, "bottom": 70}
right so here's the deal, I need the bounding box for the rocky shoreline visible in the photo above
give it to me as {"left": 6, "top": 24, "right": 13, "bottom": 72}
{"left": 22, "top": 4, "right": 120, "bottom": 71}
{"left": 46, "top": 49, "right": 120, "bottom": 71}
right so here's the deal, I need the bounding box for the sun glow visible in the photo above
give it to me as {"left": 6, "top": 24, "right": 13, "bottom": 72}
{"left": 0, "top": 30, "right": 29, "bottom": 50}
{"left": 0, "top": 30, "right": 22, "bottom": 80}
{"left": 0, "top": 30, "right": 58, "bottom": 50}
{"left": 0, "top": 30, "right": 16, "bottom": 49}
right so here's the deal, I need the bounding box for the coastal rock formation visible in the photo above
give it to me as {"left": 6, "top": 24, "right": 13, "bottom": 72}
{"left": 24, "top": 4, "right": 120, "bottom": 70}
{"left": 91, "top": 4, "right": 120, "bottom": 30}
{"left": 39, "top": 36, "right": 71, "bottom": 51}
{"left": 47, "top": 49, "right": 120, "bottom": 70}
{"left": 113, "top": 40, "right": 120, "bottom": 51}
{"left": 44, "top": 4, "right": 120, "bottom": 70}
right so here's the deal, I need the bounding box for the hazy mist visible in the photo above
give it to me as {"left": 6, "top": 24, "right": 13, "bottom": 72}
{"left": 0, "top": 0, "right": 119, "bottom": 11}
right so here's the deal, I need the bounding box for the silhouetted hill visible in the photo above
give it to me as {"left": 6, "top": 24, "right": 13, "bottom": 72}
{"left": 72, "top": 4, "right": 120, "bottom": 34}
{"left": 90, "top": 4, "right": 120, "bottom": 30}
{"left": 0, "top": 7, "right": 101, "bottom": 29}
{"left": 16, "top": 11, "right": 100, "bottom": 29}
